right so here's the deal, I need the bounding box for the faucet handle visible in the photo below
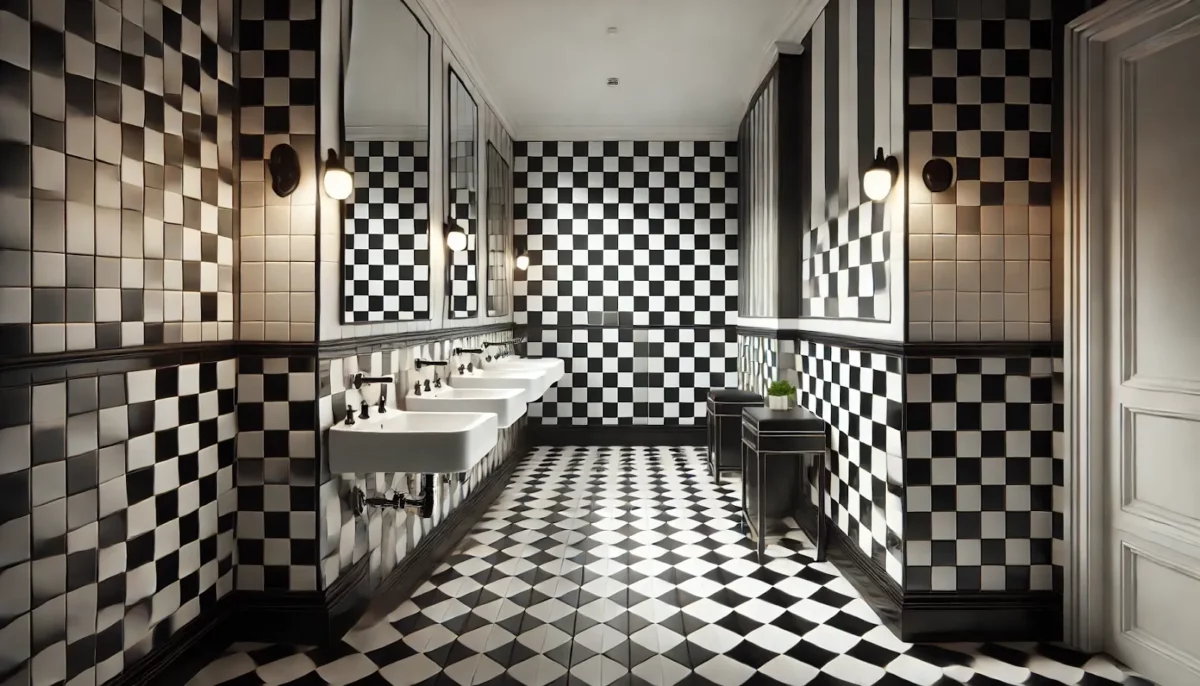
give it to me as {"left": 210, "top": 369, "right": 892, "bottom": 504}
{"left": 423, "top": 378, "right": 431, "bottom": 392}
{"left": 458, "top": 364, "right": 465, "bottom": 375}
{"left": 413, "top": 381, "right": 422, "bottom": 396}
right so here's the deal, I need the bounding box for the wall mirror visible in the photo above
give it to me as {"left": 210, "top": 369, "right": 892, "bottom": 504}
{"left": 341, "top": 0, "right": 431, "bottom": 322}
{"left": 486, "top": 143, "right": 512, "bottom": 317}
{"left": 446, "top": 69, "right": 478, "bottom": 319}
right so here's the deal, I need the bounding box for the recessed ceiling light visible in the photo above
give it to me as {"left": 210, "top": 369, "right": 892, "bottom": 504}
{"left": 607, "top": 26, "right": 618, "bottom": 35}
{"left": 607, "top": 77, "right": 619, "bottom": 87}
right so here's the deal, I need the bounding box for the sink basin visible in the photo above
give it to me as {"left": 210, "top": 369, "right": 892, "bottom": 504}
{"left": 482, "top": 357, "right": 565, "bottom": 396}
{"left": 450, "top": 369, "right": 546, "bottom": 403}
{"left": 328, "top": 410, "right": 498, "bottom": 474}
{"left": 405, "top": 387, "right": 527, "bottom": 428}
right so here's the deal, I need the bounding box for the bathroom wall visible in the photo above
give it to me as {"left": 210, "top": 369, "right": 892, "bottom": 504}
{"left": 0, "top": 1, "right": 240, "bottom": 684}
{"left": 905, "top": 0, "right": 1054, "bottom": 342}
{"left": 797, "top": 340, "right": 905, "bottom": 584}
{"left": 515, "top": 140, "right": 739, "bottom": 426}
{"left": 904, "top": 354, "right": 1056, "bottom": 592}
{"left": 800, "top": 0, "right": 904, "bottom": 326}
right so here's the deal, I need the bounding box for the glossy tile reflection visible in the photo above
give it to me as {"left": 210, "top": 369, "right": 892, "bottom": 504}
{"left": 187, "top": 447, "right": 1148, "bottom": 686}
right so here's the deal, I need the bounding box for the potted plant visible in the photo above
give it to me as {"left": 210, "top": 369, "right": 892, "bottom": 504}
{"left": 767, "top": 379, "right": 795, "bottom": 410}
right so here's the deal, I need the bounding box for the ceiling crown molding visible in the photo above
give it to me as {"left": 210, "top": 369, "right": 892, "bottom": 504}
{"left": 742, "top": 0, "right": 827, "bottom": 114}
{"left": 418, "top": 0, "right": 518, "bottom": 138}
{"left": 517, "top": 124, "right": 737, "bottom": 143}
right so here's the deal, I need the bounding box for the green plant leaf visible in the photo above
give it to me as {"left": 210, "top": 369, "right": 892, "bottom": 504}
{"left": 767, "top": 379, "right": 796, "bottom": 396}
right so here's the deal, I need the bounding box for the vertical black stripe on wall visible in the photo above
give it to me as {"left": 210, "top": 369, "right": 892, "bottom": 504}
{"left": 824, "top": 1, "right": 840, "bottom": 223}
{"left": 858, "top": 0, "right": 876, "bottom": 207}
{"left": 800, "top": 31, "right": 814, "bottom": 318}
{"left": 776, "top": 54, "right": 806, "bottom": 318}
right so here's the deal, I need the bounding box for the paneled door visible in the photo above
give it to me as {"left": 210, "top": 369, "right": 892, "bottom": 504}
{"left": 1093, "top": 1, "right": 1200, "bottom": 684}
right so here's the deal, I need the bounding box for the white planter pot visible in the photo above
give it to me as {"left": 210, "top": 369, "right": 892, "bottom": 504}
{"left": 767, "top": 395, "right": 790, "bottom": 410}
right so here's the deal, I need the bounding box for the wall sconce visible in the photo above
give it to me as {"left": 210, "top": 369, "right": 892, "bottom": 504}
{"left": 323, "top": 148, "right": 353, "bottom": 200}
{"left": 922, "top": 158, "right": 955, "bottom": 193}
{"left": 863, "top": 147, "right": 899, "bottom": 202}
{"left": 446, "top": 220, "right": 467, "bottom": 252}
{"left": 268, "top": 144, "right": 300, "bottom": 198}
{"left": 515, "top": 251, "right": 529, "bottom": 271}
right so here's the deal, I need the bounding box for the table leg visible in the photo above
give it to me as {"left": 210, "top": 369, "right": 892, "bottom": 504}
{"left": 757, "top": 449, "right": 766, "bottom": 562}
{"left": 816, "top": 448, "right": 828, "bottom": 562}
{"left": 713, "top": 422, "right": 721, "bottom": 486}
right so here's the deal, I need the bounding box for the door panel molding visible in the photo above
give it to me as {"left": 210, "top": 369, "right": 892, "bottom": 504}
{"left": 1118, "top": 541, "right": 1200, "bottom": 678}
{"left": 1121, "top": 406, "right": 1200, "bottom": 541}
{"left": 1066, "top": 0, "right": 1200, "bottom": 655}
{"left": 1119, "top": 11, "right": 1200, "bottom": 392}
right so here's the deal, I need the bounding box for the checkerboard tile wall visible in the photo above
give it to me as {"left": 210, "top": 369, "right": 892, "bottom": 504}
{"left": 343, "top": 141, "right": 431, "bottom": 322}
{"left": 737, "top": 334, "right": 796, "bottom": 398}
{"left": 315, "top": 331, "right": 525, "bottom": 591}
{"left": 796, "top": 340, "right": 905, "bottom": 584}
{"left": 0, "top": 356, "right": 236, "bottom": 685}
{"left": 235, "top": 356, "right": 320, "bottom": 592}
{"left": 526, "top": 328, "right": 738, "bottom": 426}
{"left": 513, "top": 141, "right": 739, "bottom": 328}
{"left": 0, "top": 0, "right": 238, "bottom": 355}
{"left": 239, "top": 0, "right": 321, "bottom": 342}
{"left": 799, "top": 0, "right": 900, "bottom": 322}
{"left": 904, "top": 356, "right": 1056, "bottom": 592}
{"left": 906, "top": 0, "right": 1055, "bottom": 342}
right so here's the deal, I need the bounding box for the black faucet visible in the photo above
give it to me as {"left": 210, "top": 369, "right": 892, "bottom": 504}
{"left": 423, "top": 378, "right": 431, "bottom": 393}
{"left": 453, "top": 348, "right": 482, "bottom": 356}
{"left": 414, "top": 359, "right": 449, "bottom": 370}
{"left": 458, "top": 364, "right": 466, "bottom": 375}
{"left": 358, "top": 400, "right": 369, "bottom": 420}
{"left": 377, "top": 384, "right": 388, "bottom": 413}
{"left": 352, "top": 372, "right": 394, "bottom": 390}
{"left": 345, "top": 406, "right": 355, "bottom": 425}
{"left": 413, "top": 381, "right": 422, "bottom": 397}
{"left": 433, "top": 373, "right": 442, "bottom": 389}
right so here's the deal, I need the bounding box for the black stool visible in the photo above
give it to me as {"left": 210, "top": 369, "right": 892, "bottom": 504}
{"left": 706, "top": 389, "right": 763, "bottom": 484}
{"left": 741, "top": 406, "right": 829, "bottom": 562}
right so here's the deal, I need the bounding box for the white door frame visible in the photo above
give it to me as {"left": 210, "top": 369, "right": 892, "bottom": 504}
{"left": 1063, "top": 0, "right": 1197, "bottom": 654}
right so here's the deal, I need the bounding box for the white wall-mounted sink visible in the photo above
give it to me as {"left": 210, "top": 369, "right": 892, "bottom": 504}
{"left": 482, "top": 357, "right": 565, "bottom": 397}
{"left": 328, "top": 410, "right": 497, "bottom": 474}
{"left": 405, "top": 387, "right": 526, "bottom": 428}
{"left": 450, "top": 368, "right": 546, "bottom": 403}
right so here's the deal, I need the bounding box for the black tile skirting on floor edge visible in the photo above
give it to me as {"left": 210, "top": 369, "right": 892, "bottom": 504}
{"left": 795, "top": 501, "right": 1062, "bottom": 643}
{"left": 530, "top": 424, "right": 706, "bottom": 447}
{"left": 735, "top": 327, "right": 1063, "bottom": 359}
{"left": 113, "top": 437, "right": 529, "bottom": 685}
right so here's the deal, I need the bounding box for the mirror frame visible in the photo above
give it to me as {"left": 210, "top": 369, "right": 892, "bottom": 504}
{"left": 445, "top": 66, "right": 479, "bottom": 320}
{"left": 338, "top": 0, "right": 433, "bottom": 324}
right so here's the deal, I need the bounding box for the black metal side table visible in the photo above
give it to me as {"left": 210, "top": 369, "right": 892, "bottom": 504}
{"left": 741, "top": 406, "right": 829, "bottom": 562}
{"left": 706, "top": 389, "right": 763, "bottom": 484}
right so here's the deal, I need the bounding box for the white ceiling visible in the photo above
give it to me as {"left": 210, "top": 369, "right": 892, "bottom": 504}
{"left": 440, "top": 0, "right": 815, "bottom": 140}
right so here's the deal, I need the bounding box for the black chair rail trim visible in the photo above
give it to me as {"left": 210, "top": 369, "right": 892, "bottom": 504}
{"left": 735, "top": 327, "right": 1063, "bottom": 359}
{"left": 0, "top": 323, "right": 517, "bottom": 385}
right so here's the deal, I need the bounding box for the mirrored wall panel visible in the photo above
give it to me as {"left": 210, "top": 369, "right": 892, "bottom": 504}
{"left": 342, "top": 0, "right": 431, "bottom": 322}
{"left": 486, "top": 144, "right": 512, "bottom": 317}
{"left": 447, "top": 70, "right": 478, "bottom": 319}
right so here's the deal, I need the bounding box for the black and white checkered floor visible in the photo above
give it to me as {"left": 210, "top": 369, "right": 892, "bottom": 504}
{"left": 188, "top": 447, "right": 1150, "bottom": 686}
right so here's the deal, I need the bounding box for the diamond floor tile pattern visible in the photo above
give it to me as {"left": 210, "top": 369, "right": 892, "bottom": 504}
{"left": 187, "top": 446, "right": 1151, "bottom": 686}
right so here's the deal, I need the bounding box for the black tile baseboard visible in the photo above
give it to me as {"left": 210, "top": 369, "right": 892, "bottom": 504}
{"left": 530, "top": 424, "right": 706, "bottom": 447}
